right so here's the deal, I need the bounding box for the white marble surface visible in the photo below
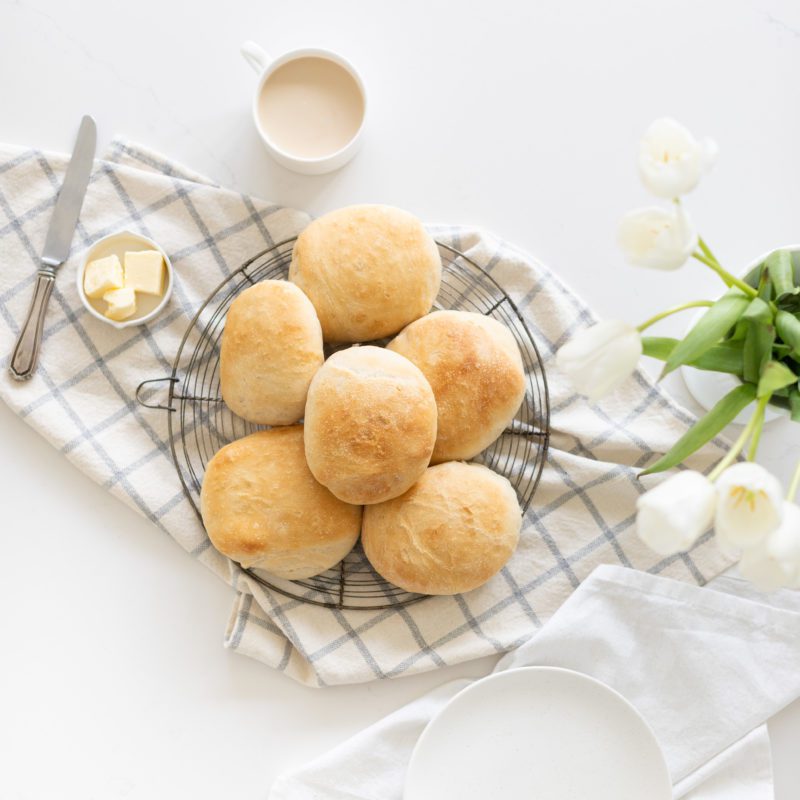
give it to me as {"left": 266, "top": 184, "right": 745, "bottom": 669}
{"left": 1, "top": 0, "right": 799, "bottom": 796}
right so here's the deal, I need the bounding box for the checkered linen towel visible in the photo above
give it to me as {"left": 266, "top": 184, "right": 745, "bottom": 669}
{"left": 0, "top": 140, "right": 734, "bottom": 687}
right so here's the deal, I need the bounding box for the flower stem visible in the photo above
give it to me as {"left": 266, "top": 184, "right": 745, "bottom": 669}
{"left": 691, "top": 251, "right": 758, "bottom": 298}
{"left": 746, "top": 394, "right": 771, "bottom": 461}
{"left": 786, "top": 461, "right": 800, "bottom": 501}
{"left": 708, "top": 395, "right": 770, "bottom": 481}
{"left": 636, "top": 300, "right": 715, "bottom": 333}
{"left": 697, "top": 236, "right": 718, "bottom": 263}
{"left": 787, "top": 459, "right": 800, "bottom": 501}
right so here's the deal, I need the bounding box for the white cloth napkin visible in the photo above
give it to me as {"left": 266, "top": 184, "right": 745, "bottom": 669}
{"left": 0, "top": 140, "right": 735, "bottom": 687}
{"left": 269, "top": 565, "right": 800, "bottom": 799}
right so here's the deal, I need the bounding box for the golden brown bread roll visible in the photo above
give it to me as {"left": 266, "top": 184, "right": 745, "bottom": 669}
{"left": 200, "top": 427, "right": 361, "bottom": 579}
{"left": 288, "top": 205, "right": 442, "bottom": 343}
{"left": 362, "top": 462, "right": 522, "bottom": 595}
{"left": 220, "top": 280, "right": 323, "bottom": 425}
{"left": 303, "top": 345, "right": 437, "bottom": 505}
{"left": 388, "top": 310, "right": 526, "bottom": 463}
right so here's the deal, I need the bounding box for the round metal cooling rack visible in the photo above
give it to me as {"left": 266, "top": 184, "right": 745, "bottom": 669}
{"left": 136, "top": 237, "right": 550, "bottom": 610}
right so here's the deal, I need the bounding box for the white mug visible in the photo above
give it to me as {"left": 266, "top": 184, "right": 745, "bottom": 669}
{"left": 240, "top": 41, "right": 367, "bottom": 176}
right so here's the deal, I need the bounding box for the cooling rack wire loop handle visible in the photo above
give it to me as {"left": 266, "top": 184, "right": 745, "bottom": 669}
{"left": 136, "top": 377, "right": 178, "bottom": 412}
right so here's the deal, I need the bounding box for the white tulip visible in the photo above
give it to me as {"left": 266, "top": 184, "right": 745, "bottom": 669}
{"left": 714, "top": 463, "right": 783, "bottom": 552}
{"left": 555, "top": 320, "right": 642, "bottom": 401}
{"left": 617, "top": 204, "right": 697, "bottom": 271}
{"left": 636, "top": 471, "right": 716, "bottom": 555}
{"left": 638, "top": 117, "right": 717, "bottom": 199}
{"left": 738, "top": 501, "right": 800, "bottom": 590}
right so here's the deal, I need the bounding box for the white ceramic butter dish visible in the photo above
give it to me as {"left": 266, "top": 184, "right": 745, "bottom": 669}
{"left": 76, "top": 230, "right": 173, "bottom": 329}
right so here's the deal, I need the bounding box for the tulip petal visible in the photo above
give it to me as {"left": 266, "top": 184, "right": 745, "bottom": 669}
{"left": 738, "top": 501, "right": 800, "bottom": 590}
{"left": 618, "top": 206, "right": 697, "bottom": 271}
{"left": 636, "top": 470, "right": 716, "bottom": 555}
{"left": 715, "top": 463, "right": 783, "bottom": 551}
{"left": 556, "top": 320, "right": 642, "bottom": 402}
{"left": 638, "top": 118, "right": 712, "bottom": 198}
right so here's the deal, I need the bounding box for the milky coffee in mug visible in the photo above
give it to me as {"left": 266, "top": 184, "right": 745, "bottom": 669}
{"left": 241, "top": 42, "right": 366, "bottom": 175}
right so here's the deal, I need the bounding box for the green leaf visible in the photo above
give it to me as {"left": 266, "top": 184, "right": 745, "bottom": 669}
{"left": 757, "top": 265, "right": 773, "bottom": 302}
{"left": 741, "top": 297, "right": 773, "bottom": 325}
{"left": 661, "top": 289, "right": 750, "bottom": 377}
{"left": 743, "top": 322, "right": 775, "bottom": 383}
{"left": 692, "top": 342, "right": 745, "bottom": 375}
{"left": 640, "top": 337, "right": 678, "bottom": 362}
{"left": 777, "top": 292, "right": 800, "bottom": 313}
{"left": 790, "top": 387, "right": 800, "bottom": 423}
{"left": 640, "top": 383, "right": 758, "bottom": 476}
{"left": 792, "top": 250, "right": 800, "bottom": 280}
{"left": 641, "top": 336, "right": 743, "bottom": 375}
{"left": 728, "top": 319, "right": 749, "bottom": 342}
{"left": 775, "top": 310, "right": 800, "bottom": 357}
{"left": 767, "top": 249, "right": 795, "bottom": 298}
{"left": 757, "top": 360, "right": 797, "bottom": 397}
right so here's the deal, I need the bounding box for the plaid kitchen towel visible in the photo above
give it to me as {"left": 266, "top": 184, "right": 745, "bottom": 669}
{"left": 0, "top": 140, "right": 734, "bottom": 687}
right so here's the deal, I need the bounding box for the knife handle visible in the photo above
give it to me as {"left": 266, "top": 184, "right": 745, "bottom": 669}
{"left": 9, "top": 271, "right": 56, "bottom": 381}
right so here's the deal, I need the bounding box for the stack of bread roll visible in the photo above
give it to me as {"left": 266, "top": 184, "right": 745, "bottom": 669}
{"left": 200, "top": 204, "right": 526, "bottom": 596}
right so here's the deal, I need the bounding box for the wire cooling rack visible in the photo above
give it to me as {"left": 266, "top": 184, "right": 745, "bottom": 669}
{"left": 137, "top": 238, "right": 550, "bottom": 610}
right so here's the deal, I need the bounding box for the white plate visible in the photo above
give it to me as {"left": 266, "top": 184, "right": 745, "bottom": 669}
{"left": 404, "top": 667, "right": 672, "bottom": 800}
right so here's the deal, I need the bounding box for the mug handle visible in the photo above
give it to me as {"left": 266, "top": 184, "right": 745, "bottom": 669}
{"left": 240, "top": 41, "right": 271, "bottom": 75}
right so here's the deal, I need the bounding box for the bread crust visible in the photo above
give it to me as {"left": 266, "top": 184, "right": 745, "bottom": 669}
{"left": 200, "top": 427, "right": 362, "bottom": 579}
{"left": 362, "top": 462, "right": 521, "bottom": 595}
{"left": 388, "top": 310, "right": 525, "bottom": 462}
{"left": 220, "top": 280, "right": 323, "bottom": 425}
{"left": 303, "top": 346, "right": 437, "bottom": 504}
{"left": 289, "top": 205, "right": 442, "bottom": 343}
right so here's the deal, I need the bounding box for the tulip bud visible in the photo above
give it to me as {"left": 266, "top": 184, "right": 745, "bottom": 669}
{"left": 636, "top": 471, "right": 716, "bottom": 555}
{"left": 738, "top": 501, "right": 800, "bottom": 590}
{"left": 617, "top": 205, "right": 697, "bottom": 271}
{"left": 555, "top": 320, "right": 642, "bottom": 402}
{"left": 638, "top": 117, "right": 717, "bottom": 199}
{"left": 714, "top": 463, "right": 783, "bottom": 552}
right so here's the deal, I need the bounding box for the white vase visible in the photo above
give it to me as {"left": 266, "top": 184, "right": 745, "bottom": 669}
{"left": 680, "top": 243, "right": 800, "bottom": 426}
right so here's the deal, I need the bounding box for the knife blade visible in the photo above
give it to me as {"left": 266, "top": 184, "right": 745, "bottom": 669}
{"left": 41, "top": 115, "right": 96, "bottom": 267}
{"left": 9, "top": 115, "right": 97, "bottom": 380}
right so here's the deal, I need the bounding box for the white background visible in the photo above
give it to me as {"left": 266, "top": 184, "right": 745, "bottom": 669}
{"left": 2, "top": 0, "right": 799, "bottom": 797}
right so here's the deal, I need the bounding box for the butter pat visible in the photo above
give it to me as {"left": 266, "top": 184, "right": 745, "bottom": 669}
{"left": 103, "top": 287, "right": 137, "bottom": 321}
{"left": 84, "top": 255, "right": 124, "bottom": 299}
{"left": 124, "top": 250, "right": 164, "bottom": 296}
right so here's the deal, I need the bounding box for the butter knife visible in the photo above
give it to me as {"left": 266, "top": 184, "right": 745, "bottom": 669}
{"left": 9, "top": 115, "right": 97, "bottom": 381}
